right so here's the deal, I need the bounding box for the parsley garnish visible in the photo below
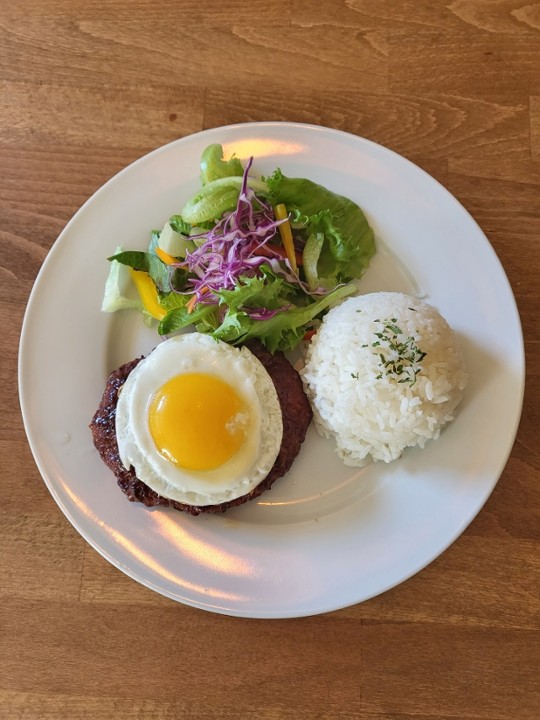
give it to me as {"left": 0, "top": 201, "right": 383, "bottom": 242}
{"left": 372, "top": 317, "right": 426, "bottom": 385}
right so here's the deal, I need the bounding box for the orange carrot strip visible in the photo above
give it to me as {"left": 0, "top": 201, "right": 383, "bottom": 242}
{"left": 186, "top": 286, "right": 208, "bottom": 314}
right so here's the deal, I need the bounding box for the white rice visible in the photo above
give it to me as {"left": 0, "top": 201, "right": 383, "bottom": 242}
{"left": 301, "top": 292, "right": 468, "bottom": 466}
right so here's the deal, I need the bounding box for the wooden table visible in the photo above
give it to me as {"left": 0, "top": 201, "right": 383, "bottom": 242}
{"left": 2, "top": 2, "right": 539, "bottom": 718}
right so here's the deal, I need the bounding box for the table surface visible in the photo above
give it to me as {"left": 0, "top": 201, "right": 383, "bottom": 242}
{"left": 2, "top": 1, "right": 539, "bottom": 718}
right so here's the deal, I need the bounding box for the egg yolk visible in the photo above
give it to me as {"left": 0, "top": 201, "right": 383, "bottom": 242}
{"left": 148, "top": 372, "right": 250, "bottom": 471}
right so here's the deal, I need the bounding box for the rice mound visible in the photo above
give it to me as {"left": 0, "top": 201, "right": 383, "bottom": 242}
{"left": 301, "top": 292, "right": 468, "bottom": 466}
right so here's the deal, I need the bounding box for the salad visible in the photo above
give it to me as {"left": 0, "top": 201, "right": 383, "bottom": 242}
{"left": 103, "top": 144, "right": 376, "bottom": 352}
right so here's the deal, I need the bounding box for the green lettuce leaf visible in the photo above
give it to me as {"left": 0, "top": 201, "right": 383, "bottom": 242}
{"left": 180, "top": 176, "right": 269, "bottom": 225}
{"left": 159, "top": 291, "right": 189, "bottom": 312}
{"left": 214, "top": 282, "right": 358, "bottom": 352}
{"left": 157, "top": 273, "right": 356, "bottom": 351}
{"left": 108, "top": 250, "right": 187, "bottom": 293}
{"left": 101, "top": 247, "right": 143, "bottom": 314}
{"left": 108, "top": 250, "right": 169, "bottom": 291}
{"left": 216, "top": 273, "right": 294, "bottom": 312}
{"left": 266, "top": 169, "right": 375, "bottom": 286}
{"left": 158, "top": 302, "right": 218, "bottom": 335}
{"left": 168, "top": 214, "right": 193, "bottom": 235}
{"left": 200, "top": 144, "right": 244, "bottom": 184}
{"left": 147, "top": 230, "right": 160, "bottom": 254}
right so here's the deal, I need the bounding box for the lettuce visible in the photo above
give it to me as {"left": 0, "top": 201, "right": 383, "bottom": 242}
{"left": 158, "top": 274, "right": 357, "bottom": 352}
{"left": 200, "top": 144, "right": 244, "bottom": 184}
{"left": 168, "top": 215, "right": 193, "bottom": 236}
{"left": 158, "top": 301, "right": 218, "bottom": 336}
{"left": 181, "top": 145, "right": 268, "bottom": 224}
{"left": 180, "top": 176, "right": 269, "bottom": 225}
{"left": 213, "top": 278, "right": 357, "bottom": 352}
{"left": 108, "top": 250, "right": 187, "bottom": 293}
{"left": 101, "top": 247, "right": 143, "bottom": 314}
{"left": 266, "top": 169, "right": 375, "bottom": 287}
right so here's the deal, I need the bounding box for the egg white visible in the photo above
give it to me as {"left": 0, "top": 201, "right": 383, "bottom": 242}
{"left": 115, "top": 333, "right": 283, "bottom": 506}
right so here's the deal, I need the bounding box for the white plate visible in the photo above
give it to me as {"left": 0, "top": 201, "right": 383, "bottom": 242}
{"left": 19, "top": 122, "right": 524, "bottom": 618}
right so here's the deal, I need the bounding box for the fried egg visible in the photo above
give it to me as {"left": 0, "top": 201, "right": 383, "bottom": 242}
{"left": 115, "top": 333, "right": 283, "bottom": 506}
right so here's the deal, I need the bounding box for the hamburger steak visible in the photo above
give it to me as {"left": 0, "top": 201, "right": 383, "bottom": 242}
{"left": 90, "top": 341, "right": 312, "bottom": 515}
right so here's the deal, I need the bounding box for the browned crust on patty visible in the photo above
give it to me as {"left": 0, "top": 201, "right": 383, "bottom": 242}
{"left": 89, "top": 341, "right": 312, "bottom": 515}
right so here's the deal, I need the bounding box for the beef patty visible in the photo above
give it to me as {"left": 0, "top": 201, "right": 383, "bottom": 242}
{"left": 90, "top": 341, "right": 312, "bottom": 515}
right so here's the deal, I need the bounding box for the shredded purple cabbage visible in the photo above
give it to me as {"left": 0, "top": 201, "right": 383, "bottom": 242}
{"left": 178, "top": 157, "right": 290, "bottom": 304}
{"left": 167, "top": 158, "right": 333, "bottom": 320}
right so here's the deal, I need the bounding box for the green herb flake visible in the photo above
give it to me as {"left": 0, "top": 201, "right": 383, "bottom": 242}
{"left": 372, "top": 315, "right": 427, "bottom": 386}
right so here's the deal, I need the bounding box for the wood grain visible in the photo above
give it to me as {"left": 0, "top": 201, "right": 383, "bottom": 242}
{"left": 1, "top": 1, "right": 539, "bottom": 718}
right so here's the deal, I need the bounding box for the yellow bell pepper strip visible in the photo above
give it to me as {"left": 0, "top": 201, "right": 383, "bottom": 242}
{"left": 274, "top": 203, "right": 298, "bottom": 274}
{"left": 129, "top": 268, "right": 167, "bottom": 321}
{"left": 155, "top": 246, "right": 177, "bottom": 265}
